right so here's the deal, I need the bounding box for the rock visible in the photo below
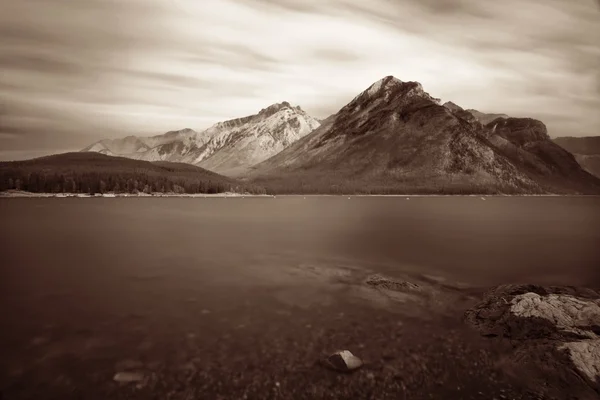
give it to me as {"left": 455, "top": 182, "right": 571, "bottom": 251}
{"left": 113, "top": 372, "right": 144, "bottom": 383}
{"left": 511, "top": 292, "right": 600, "bottom": 338}
{"left": 559, "top": 339, "right": 600, "bottom": 382}
{"left": 465, "top": 284, "right": 600, "bottom": 341}
{"left": 365, "top": 274, "right": 420, "bottom": 292}
{"left": 465, "top": 284, "right": 600, "bottom": 397}
{"left": 321, "top": 350, "right": 363, "bottom": 372}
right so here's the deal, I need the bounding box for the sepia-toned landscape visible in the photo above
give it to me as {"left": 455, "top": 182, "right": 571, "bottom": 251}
{"left": 1, "top": 0, "right": 599, "bottom": 399}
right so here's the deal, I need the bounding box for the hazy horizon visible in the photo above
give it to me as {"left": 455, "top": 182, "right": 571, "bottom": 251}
{"left": 1, "top": 0, "right": 599, "bottom": 161}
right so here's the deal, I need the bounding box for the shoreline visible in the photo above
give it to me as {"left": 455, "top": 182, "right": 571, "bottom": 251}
{"left": 2, "top": 264, "right": 598, "bottom": 398}
{"left": 1, "top": 190, "right": 598, "bottom": 198}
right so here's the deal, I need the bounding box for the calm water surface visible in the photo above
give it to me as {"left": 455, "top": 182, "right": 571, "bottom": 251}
{"left": 1, "top": 196, "right": 599, "bottom": 396}
{"left": 1, "top": 196, "right": 599, "bottom": 301}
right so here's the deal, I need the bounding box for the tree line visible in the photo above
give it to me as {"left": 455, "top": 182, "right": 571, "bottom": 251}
{"left": 0, "top": 170, "right": 267, "bottom": 195}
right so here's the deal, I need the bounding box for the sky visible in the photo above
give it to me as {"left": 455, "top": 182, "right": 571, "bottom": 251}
{"left": 0, "top": 0, "right": 599, "bottom": 160}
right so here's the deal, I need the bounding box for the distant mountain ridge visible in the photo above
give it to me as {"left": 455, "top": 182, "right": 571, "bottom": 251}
{"left": 248, "top": 76, "right": 600, "bottom": 194}
{"left": 81, "top": 128, "right": 199, "bottom": 156}
{"left": 554, "top": 136, "right": 600, "bottom": 178}
{"left": 76, "top": 75, "right": 600, "bottom": 194}
{"left": 467, "top": 109, "right": 510, "bottom": 125}
{"left": 81, "top": 103, "right": 320, "bottom": 177}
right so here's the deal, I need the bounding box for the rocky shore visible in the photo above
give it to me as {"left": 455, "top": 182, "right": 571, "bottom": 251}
{"left": 465, "top": 284, "right": 600, "bottom": 400}
{"left": 1, "top": 267, "right": 598, "bottom": 399}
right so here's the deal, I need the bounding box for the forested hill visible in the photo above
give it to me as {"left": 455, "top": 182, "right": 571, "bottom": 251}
{"left": 0, "top": 152, "right": 266, "bottom": 194}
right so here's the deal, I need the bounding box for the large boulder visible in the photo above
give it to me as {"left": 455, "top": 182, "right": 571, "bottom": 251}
{"left": 465, "top": 284, "right": 600, "bottom": 399}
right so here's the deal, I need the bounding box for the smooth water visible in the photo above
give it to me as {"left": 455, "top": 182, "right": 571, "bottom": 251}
{"left": 1, "top": 196, "right": 599, "bottom": 301}
{"left": 1, "top": 196, "right": 599, "bottom": 396}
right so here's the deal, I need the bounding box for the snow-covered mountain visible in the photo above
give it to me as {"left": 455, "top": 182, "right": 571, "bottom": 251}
{"left": 81, "top": 102, "right": 320, "bottom": 176}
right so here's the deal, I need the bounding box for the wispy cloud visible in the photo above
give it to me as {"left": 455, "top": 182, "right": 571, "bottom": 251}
{"left": 0, "top": 0, "right": 598, "bottom": 159}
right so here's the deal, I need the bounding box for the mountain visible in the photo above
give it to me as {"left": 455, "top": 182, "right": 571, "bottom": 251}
{"left": 442, "top": 103, "right": 599, "bottom": 192}
{"left": 0, "top": 152, "right": 265, "bottom": 194}
{"left": 248, "top": 76, "right": 600, "bottom": 194}
{"left": 483, "top": 118, "right": 599, "bottom": 192}
{"left": 82, "top": 103, "right": 320, "bottom": 176}
{"left": 442, "top": 102, "right": 482, "bottom": 130}
{"left": 554, "top": 136, "right": 600, "bottom": 178}
{"left": 553, "top": 136, "right": 600, "bottom": 155}
{"left": 81, "top": 135, "right": 150, "bottom": 156}
{"left": 467, "top": 109, "right": 509, "bottom": 125}
{"left": 80, "top": 128, "right": 199, "bottom": 156}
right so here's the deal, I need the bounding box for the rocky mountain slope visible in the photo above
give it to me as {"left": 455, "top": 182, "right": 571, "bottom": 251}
{"left": 81, "top": 128, "right": 199, "bottom": 156}
{"left": 248, "top": 76, "right": 600, "bottom": 194}
{"left": 554, "top": 136, "right": 600, "bottom": 178}
{"left": 443, "top": 102, "right": 599, "bottom": 193}
{"left": 483, "top": 118, "right": 599, "bottom": 192}
{"left": 82, "top": 103, "right": 320, "bottom": 177}
{"left": 467, "top": 109, "right": 509, "bottom": 125}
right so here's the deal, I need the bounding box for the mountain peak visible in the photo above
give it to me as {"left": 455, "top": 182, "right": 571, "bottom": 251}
{"left": 258, "top": 102, "right": 294, "bottom": 117}
{"left": 365, "top": 76, "right": 403, "bottom": 97}
{"left": 443, "top": 101, "right": 463, "bottom": 112}
{"left": 344, "top": 76, "right": 440, "bottom": 113}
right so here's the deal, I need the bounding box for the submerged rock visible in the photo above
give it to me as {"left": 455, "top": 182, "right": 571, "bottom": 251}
{"left": 365, "top": 274, "right": 420, "bottom": 292}
{"left": 113, "top": 372, "right": 144, "bottom": 383}
{"left": 321, "top": 350, "right": 363, "bottom": 372}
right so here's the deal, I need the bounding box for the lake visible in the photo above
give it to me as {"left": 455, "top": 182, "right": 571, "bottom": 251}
{"left": 1, "top": 196, "right": 599, "bottom": 398}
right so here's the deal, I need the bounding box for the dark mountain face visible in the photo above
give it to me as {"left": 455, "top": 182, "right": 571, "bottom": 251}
{"left": 249, "top": 77, "right": 547, "bottom": 194}
{"left": 443, "top": 102, "right": 482, "bottom": 130}
{"left": 248, "top": 76, "right": 600, "bottom": 195}
{"left": 484, "top": 119, "right": 600, "bottom": 192}
{"left": 553, "top": 136, "right": 600, "bottom": 179}
{"left": 554, "top": 136, "right": 600, "bottom": 156}
{"left": 489, "top": 118, "right": 549, "bottom": 146}
{"left": 467, "top": 110, "right": 509, "bottom": 125}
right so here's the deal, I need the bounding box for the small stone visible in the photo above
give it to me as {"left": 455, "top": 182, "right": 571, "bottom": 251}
{"left": 322, "top": 350, "right": 364, "bottom": 372}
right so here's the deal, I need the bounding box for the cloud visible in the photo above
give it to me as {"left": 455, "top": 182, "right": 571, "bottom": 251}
{"left": 0, "top": 0, "right": 599, "bottom": 158}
